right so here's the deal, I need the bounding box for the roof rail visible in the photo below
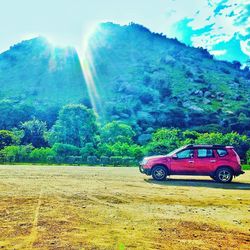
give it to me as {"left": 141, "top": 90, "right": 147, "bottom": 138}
{"left": 186, "top": 144, "right": 226, "bottom": 148}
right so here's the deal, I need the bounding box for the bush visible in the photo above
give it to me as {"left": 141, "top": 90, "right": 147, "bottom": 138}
{"left": 80, "top": 143, "right": 96, "bottom": 159}
{"left": 247, "top": 150, "right": 250, "bottom": 164}
{"left": 122, "top": 157, "right": 136, "bottom": 166}
{"left": 47, "top": 155, "right": 56, "bottom": 164}
{"left": 0, "top": 145, "right": 33, "bottom": 163}
{"left": 98, "top": 142, "right": 143, "bottom": 159}
{"left": 65, "top": 156, "right": 83, "bottom": 165}
{"left": 100, "top": 156, "right": 110, "bottom": 165}
{"left": 29, "top": 148, "right": 56, "bottom": 163}
{"left": 52, "top": 143, "right": 80, "bottom": 158}
{"left": 110, "top": 156, "right": 123, "bottom": 166}
{"left": 87, "top": 156, "right": 99, "bottom": 165}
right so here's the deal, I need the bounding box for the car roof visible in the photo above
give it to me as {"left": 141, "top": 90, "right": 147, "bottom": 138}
{"left": 185, "top": 144, "right": 230, "bottom": 149}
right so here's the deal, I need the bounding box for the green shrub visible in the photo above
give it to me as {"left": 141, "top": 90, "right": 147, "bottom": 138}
{"left": 47, "top": 155, "right": 56, "bottom": 164}
{"left": 0, "top": 145, "right": 33, "bottom": 163}
{"left": 65, "top": 156, "right": 83, "bottom": 165}
{"left": 100, "top": 156, "right": 110, "bottom": 165}
{"left": 97, "top": 142, "right": 143, "bottom": 159}
{"left": 122, "top": 156, "right": 136, "bottom": 166}
{"left": 80, "top": 143, "right": 96, "bottom": 159}
{"left": 52, "top": 143, "right": 80, "bottom": 158}
{"left": 247, "top": 150, "right": 250, "bottom": 164}
{"left": 110, "top": 156, "right": 123, "bottom": 166}
{"left": 87, "top": 156, "right": 99, "bottom": 165}
{"left": 29, "top": 148, "right": 55, "bottom": 163}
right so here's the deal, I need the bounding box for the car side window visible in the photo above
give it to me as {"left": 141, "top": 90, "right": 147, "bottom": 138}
{"left": 197, "top": 149, "right": 214, "bottom": 158}
{"left": 216, "top": 149, "right": 228, "bottom": 157}
{"left": 176, "top": 149, "right": 194, "bottom": 159}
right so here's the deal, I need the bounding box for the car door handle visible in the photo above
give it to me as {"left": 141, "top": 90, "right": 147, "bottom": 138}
{"left": 210, "top": 160, "right": 216, "bottom": 163}
{"left": 188, "top": 160, "right": 194, "bottom": 163}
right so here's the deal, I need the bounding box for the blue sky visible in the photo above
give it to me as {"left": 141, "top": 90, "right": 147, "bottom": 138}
{"left": 0, "top": 0, "right": 249, "bottom": 63}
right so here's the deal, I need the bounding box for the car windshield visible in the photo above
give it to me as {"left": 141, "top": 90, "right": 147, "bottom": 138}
{"left": 166, "top": 146, "right": 186, "bottom": 156}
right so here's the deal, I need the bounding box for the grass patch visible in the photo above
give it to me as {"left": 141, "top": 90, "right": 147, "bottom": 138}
{"left": 242, "top": 165, "right": 250, "bottom": 170}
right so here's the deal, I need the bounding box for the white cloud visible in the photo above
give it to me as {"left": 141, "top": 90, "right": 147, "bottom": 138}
{"left": 191, "top": 0, "right": 250, "bottom": 48}
{"left": 164, "top": 0, "right": 250, "bottom": 59}
{"left": 210, "top": 49, "right": 227, "bottom": 55}
{"left": 240, "top": 39, "right": 250, "bottom": 56}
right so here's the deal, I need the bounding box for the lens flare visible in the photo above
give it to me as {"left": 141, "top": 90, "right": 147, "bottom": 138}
{"left": 78, "top": 24, "right": 101, "bottom": 116}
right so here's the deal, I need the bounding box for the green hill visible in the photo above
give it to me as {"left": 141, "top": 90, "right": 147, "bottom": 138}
{"left": 0, "top": 23, "right": 250, "bottom": 134}
{"left": 86, "top": 23, "right": 250, "bottom": 134}
{"left": 0, "top": 37, "right": 89, "bottom": 128}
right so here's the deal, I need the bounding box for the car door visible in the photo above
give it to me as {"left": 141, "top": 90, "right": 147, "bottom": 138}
{"left": 194, "top": 148, "right": 216, "bottom": 175}
{"left": 170, "top": 149, "right": 195, "bottom": 175}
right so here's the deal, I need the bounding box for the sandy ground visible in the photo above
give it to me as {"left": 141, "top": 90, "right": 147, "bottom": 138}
{"left": 0, "top": 166, "right": 249, "bottom": 250}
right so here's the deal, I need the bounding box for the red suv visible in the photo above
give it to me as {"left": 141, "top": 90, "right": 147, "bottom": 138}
{"left": 139, "top": 145, "right": 244, "bottom": 183}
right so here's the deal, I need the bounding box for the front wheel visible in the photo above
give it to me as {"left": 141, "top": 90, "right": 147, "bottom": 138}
{"left": 152, "top": 166, "right": 167, "bottom": 181}
{"left": 215, "top": 167, "right": 233, "bottom": 183}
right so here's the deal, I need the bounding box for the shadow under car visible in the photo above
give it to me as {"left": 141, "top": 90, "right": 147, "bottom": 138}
{"left": 145, "top": 177, "right": 250, "bottom": 190}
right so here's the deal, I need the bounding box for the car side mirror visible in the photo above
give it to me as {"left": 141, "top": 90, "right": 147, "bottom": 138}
{"left": 172, "top": 154, "right": 178, "bottom": 159}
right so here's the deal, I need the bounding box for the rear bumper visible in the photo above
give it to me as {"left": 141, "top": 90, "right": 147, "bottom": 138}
{"left": 139, "top": 164, "right": 152, "bottom": 175}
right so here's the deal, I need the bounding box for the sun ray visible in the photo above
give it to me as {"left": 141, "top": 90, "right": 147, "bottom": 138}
{"left": 78, "top": 24, "right": 101, "bottom": 116}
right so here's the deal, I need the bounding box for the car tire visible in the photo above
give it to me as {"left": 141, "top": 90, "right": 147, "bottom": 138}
{"left": 215, "top": 167, "right": 233, "bottom": 183}
{"left": 152, "top": 166, "right": 167, "bottom": 181}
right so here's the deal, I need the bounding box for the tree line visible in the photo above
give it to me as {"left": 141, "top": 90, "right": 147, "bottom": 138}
{"left": 0, "top": 104, "right": 250, "bottom": 166}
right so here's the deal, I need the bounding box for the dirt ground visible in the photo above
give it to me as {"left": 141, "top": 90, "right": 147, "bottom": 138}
{"left": 0, "top": 166, "right": 249, "bottom": 250}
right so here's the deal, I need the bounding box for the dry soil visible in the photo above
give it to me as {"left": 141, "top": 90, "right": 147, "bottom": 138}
{"left": 0, "top": 165, "right": 249, "bottom": 250}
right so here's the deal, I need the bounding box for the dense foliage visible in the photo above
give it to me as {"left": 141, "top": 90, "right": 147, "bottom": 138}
{"left": 48, "top": 104, "right": 98, "bottom": 147}
{"left": 0, "top": 104, "right": 249, "bottom": 165}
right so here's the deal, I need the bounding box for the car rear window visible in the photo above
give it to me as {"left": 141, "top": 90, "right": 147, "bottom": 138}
{"left": 216, "top": 149, "right": 228, "bottom": 157}
{"left": 197, "top": 149, "right": 214, "bottom": 158}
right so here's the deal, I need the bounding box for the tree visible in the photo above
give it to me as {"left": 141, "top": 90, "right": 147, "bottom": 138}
{"left": 0, "top": 130, "right": 17, "bottom": 149}
{"left": 195, "top": 132, "right": 250, "bottom": 159}
{"left": 97, "top": 142, "right": 143, "bottom": 159}
{"left": 0, "top": 100, "right": 34, "bottom": 130}
{"left": 100, "top": 121, "right": 135, "bottom": 144}
{"left": 20, "top": 119, "right": 48, "bottom": 148}
{"left": 146, "top": 128, "right": 186, "bottom": 155}
{"left": 48, "top": 104, "right": 98, "bottom": 147}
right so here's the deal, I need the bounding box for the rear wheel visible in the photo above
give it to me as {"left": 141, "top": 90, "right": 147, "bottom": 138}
{"left": 215, "top": 167, "right": 233, "bottom": 183}
{"left": 152, "top": 166, "right": 167, "bottom": 181}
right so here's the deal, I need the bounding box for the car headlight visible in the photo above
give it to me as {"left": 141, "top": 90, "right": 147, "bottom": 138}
{"left": 141, "top": 158, "right": 148, "bottom": 165}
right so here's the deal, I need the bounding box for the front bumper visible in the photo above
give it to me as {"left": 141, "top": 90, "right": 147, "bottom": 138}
{"left": 139, "top": 164, "right": 152, "bottom": 175}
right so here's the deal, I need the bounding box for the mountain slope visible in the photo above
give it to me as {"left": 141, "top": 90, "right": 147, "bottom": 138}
{"left": 86, "top": 23, "right": 250, "bottom": 133}
{"left": 0, "top": 37, "right": 88, "bottom": 107}
{"left": 0, "top": 23, "right": 250, "bottom": 134}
